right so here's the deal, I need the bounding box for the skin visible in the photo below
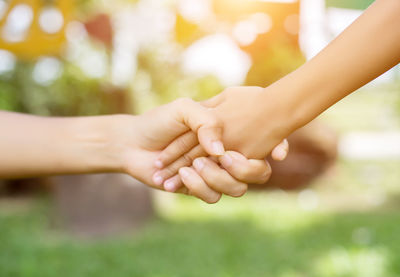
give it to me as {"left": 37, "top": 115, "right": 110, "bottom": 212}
{"left": 157, "top": 0, "right": 400, "bottom": 179}
{"left": 0, "top": 98, "right": 287, "bottom": 204}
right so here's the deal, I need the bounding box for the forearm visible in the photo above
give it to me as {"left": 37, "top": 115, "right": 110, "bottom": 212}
{"left": 266, "top": 0, "right": 400, "bottom": 132}
{"left": 0, "top": 112, "right": 124, "bottom": 179}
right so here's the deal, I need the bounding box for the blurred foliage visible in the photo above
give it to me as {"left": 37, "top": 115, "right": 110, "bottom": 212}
{"left": 0, "top": 61, "right": 124, "bottom": 116}
{"left": 326, "top": 0, "right": 375, "bottom": 10}
{"left": 245, "top": 42, "right": 305, "bottom": 87}
{"left": 132, "top": 46, "right": 224, "bottom": 112}
{"left": 0, "top": 0, "right": 305, "bottom": 115}
{"left": 0, "top": 0, "right": 74, "bottom": 60}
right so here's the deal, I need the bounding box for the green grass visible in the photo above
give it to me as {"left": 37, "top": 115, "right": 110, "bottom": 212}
{"left": 1, "top": 196, "right": 400, "bottom": 277}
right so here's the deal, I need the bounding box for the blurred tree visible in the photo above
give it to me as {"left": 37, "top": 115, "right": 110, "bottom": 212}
{"left": 0, "top": 0, "right": 75, "bottom": 60}
{"left": 0, "top": 61, "right": 124, "bottom": 115}
{"left": 173, "top": 0, "right": 305, "bottom": 89}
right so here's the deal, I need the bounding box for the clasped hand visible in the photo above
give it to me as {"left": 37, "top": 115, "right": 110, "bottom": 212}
{"left": 118, "top": 87, "right": 288, "bottom": 204}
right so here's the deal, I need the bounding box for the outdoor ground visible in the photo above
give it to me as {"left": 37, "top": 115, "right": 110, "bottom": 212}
{"left": 0, "top": 83, "right": 399, "bottom": 277}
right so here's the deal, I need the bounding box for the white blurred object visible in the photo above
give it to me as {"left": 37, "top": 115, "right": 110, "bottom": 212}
{"left": 232, "top": 20, "right": 259, "bottom": 46}
{"left": 66, "top": 21, "right": 88, "bottom": 43}
{"left": 111, "top": 1, "right": 175, "bottom": 86}
{"left": 78, "top": 50, "right": 108, "bottom": 79}
{"left": 182, "top": 34, "right": 252, "bottom": 86}
{"left": 233, "top": 13, "right": 272, "bottom": 46}
{"left": 0, "top": 50, "right": 16, "bottom": 74}
{"left": 339, "top": 132, "right": 400, "bottom": 160}
{"left": 251, "top": 13, "right": 273, "bottom": 34}
{"left": 32, "top": 57, "right": 63, "bottom": 86}
{"left": 0, "top": 0, "right": 8, "bottom": 20}
{"left": 178, "top": 0, "right": 212, "bottom": 23}
{"left": 298, "top": 189, "right": 319, "bottom": 211}
{"left": 39, "top": 7, "right": 64, "bottom": 34}
{"left": 2, "top": 4, "right": 33, "bottom": 42}
{"left": 326, "top": 8, "right": 362, "bottom": 36}
{"left": 299, "top": 1, "right": 399, "bottom": 82}
{"left": 299, "top": 0, "right": 328, "bottom": 59}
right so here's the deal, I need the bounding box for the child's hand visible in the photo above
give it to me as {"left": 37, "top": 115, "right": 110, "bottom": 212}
{"left": 152, "top": 139, "right": 288, "bottom": 193}
{"left": 112, "top": 98, "right": 223, "bottom": 190}
{"left": 153, "top": 86, "right": 292, "bottom": 192}
{"left": 113, "top": 97, "right": 275, "bottom": 203}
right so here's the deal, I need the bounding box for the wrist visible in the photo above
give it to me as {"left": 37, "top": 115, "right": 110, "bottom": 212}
{"left": 257, "top": 83, "right": 303, "bottom": 139}
{"left": 260, "top": 67, "right": 325, "bottom": 135}
{"left": 69, "top": 115, "right": 135, "bottom": 174}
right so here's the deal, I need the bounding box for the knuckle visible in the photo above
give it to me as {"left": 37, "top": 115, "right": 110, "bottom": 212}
{"left": 182, "top": 152, "right": 195, "bottom": 165}
{"left": 160, "top": 149, "right": 174, "bottom": 163}
{"left": 162, "top": 167, "right": 178, "bottom": 179}
{"left": 177, "top": 137, "right": 190, "bottom": 151}
{"left": 208, "top": 116, "right": 223, "bottom": 128}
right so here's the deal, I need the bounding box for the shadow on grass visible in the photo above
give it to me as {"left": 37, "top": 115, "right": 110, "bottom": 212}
{"left": 1, "top": 204, "right": 400, "bottom": 277}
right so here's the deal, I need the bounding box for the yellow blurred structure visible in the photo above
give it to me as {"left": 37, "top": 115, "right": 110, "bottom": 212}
{"left": 0, "top": 0, "right": 75, "bottom": 60}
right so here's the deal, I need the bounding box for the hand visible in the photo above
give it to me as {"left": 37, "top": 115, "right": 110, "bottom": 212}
{"left": 110, "top": 98, "right": 224, "bottom": 190}
{"left": 201, "top": 86, "right": 292, "bottom": 159}
{"left": 111, "top": 98, "right": 276, "bottom": 203}
{"left": 173, "top": 151, "right": 275, "bottom": 201}
{"left": 153, "top": 87, "right": 290, "bottom": 192}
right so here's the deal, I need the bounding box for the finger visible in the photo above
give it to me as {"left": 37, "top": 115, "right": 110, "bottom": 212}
{"left": 179, "top": 167, "right": 222, "bottom": 204}
{"left": 174, "top": 98, "right": 224, "bottom": 156}
{"left": 219, "top": 151, "right": 272, "bottom": 185}
{"left": 155, "top": 131, "right": 198, "bottom": 168}
{"left": 271, "top": 139, "right": 289, "bottom": 161}
{"left": 164, "top": 175, "right": 183, "bottom": 193}
{"left": 193, "top": 157, "right": 248, "bottom": 198}
{"left": 152, "top": 145, "right": 207, "bottom": 186}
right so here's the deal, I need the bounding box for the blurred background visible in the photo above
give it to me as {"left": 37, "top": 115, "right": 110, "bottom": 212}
{"left": 0, "top": 0, "right": 400, "bottom": 276}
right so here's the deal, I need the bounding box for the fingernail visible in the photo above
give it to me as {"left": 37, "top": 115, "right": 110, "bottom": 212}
{"left": 152, "top": 172, "right": 164, "bottom": 186}
{"left": 275, "top": 148, "right": 287, "bottom": 161}
{"left": 179, "top": 168, "right": 191, "bottom": 178}
{"left": 193, "top": 158, "right": 205, "bottom": 171}
{"left": 220, "top": 153, "right": 233, "bottom": 167}
{"left": 154, "top": 160, "right": 164, "bottom": 169}
{"left": 212, "top": 141, "right": 225, "bottom": 156}
{"left": 164, "top": 179, "right": 177, "bottom": 192}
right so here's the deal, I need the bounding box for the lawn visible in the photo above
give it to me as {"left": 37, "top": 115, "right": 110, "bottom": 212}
{"left": 1, "top": 193, "right": 400, "bottom": 277}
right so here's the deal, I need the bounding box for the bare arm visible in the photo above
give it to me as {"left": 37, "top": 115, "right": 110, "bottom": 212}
{"left": 0, "top": 111, "right": 121, "bottom": 178}
{"left": 278, "top": 0, "right": 400, "bottom": 130}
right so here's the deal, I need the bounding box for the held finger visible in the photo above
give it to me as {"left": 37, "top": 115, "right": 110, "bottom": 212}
{"left": 175, "top": 98, "right": 225, "bottom": 156}
{"left": 164, "top": 175, "right": 184, "bottom": 193}
{"left": 193, "top": 157, "right": 248, "bottom": 198}
{"left": 179, "top": 167, "right": 222, "bottom": 204}
{"left": 271, "top": 139, "right": 289, "bottom": 161}
{"left": 219, "top": 151, "right": 272, "bottom": 185}
{"left": 155, "top": 131, "right": 198, "bottom": 169}
{"left": 152, "top": 145, "right": 207, "bottom": 186}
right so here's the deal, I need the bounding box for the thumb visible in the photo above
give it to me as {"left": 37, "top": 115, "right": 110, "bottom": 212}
{"left": 174, "top": 98, "right": 225, "bottom": 156}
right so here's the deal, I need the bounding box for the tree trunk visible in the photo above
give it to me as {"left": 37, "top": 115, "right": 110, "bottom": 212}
{"left": 52, "top": 174, "right": 154, "bottom": 237}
